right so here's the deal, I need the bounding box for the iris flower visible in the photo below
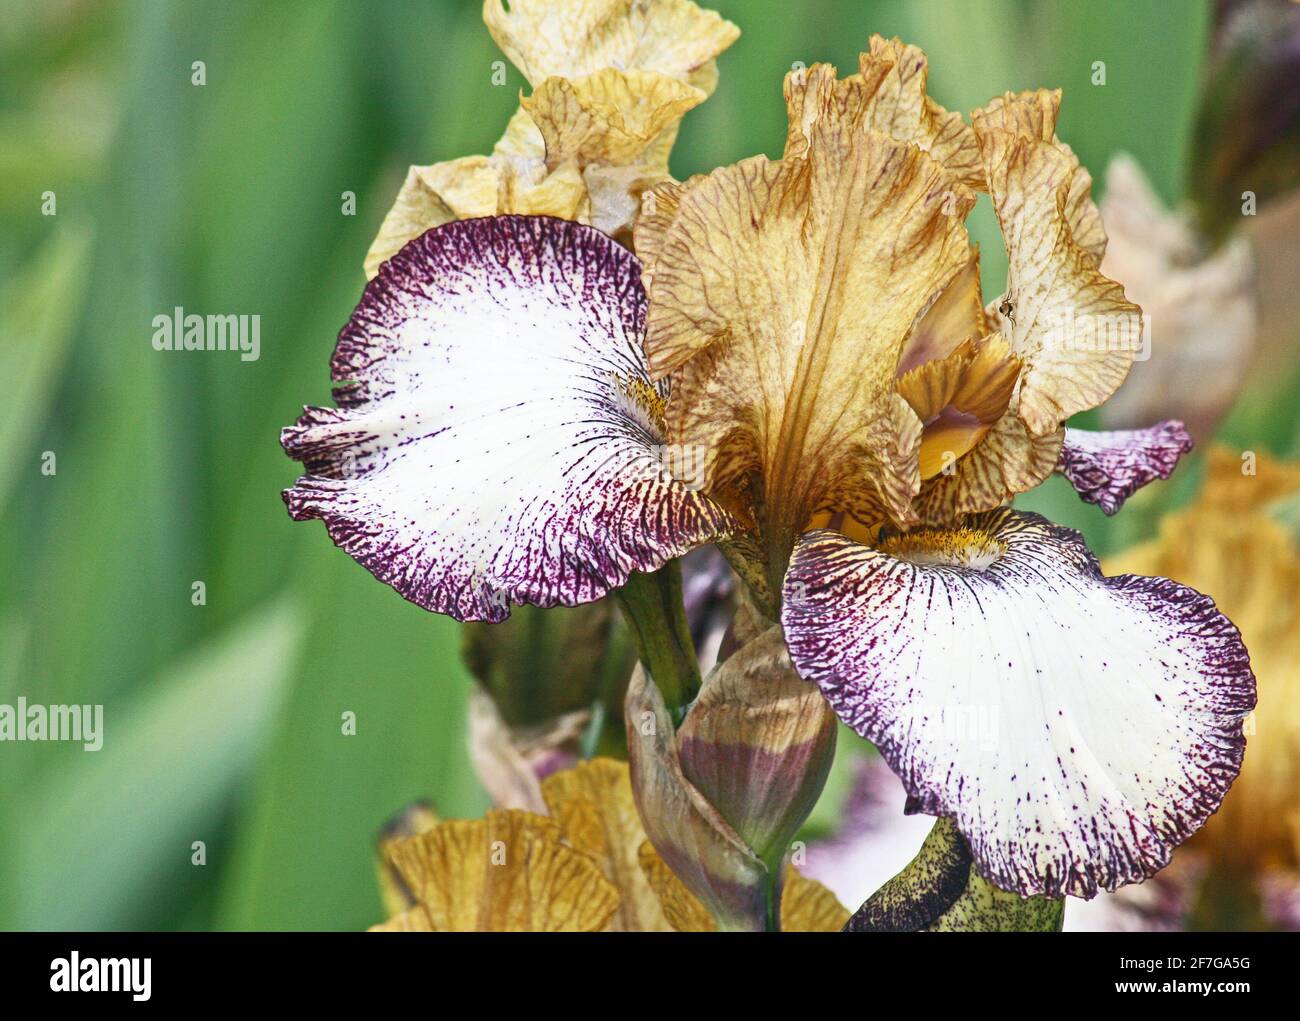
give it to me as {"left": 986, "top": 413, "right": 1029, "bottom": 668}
{"left": 283, "top": 14, "right": 1255, "bottom": 904}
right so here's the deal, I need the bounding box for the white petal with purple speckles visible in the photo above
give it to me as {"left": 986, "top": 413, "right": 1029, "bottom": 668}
{"left": 1057, "top": 421, "right": 1193, "bottom": 515}
{"left": 781, "top": 508, "right": 1254, "bottom": 899}
{"left": 282, "top": 215, "right": 735, "bottom": 621}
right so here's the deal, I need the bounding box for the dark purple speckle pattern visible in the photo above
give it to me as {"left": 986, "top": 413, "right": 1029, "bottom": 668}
{"left": 1057, "top": 421, "right": 1194, "bottom": 515}
{"left": 781, "top": 507, "right": 1255, "bottom": 899}
{"left": 281, "top": 215, "right": 736, "bottom": 621}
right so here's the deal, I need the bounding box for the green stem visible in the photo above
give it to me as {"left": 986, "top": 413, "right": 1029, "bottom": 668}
{"left": 615, "top": 561, "right": 701, "bottom": 727}
{"left": 763, "top": 868, "right": 782, "bottom": 932}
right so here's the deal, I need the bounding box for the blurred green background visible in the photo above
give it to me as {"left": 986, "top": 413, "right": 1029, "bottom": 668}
{"left": 1, "top": 0, "right": 1294, "bottom": 930}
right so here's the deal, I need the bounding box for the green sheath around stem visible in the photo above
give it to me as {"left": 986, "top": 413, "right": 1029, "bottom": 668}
{"left": 615, "top": 561, "right": 702, "bottom": 726}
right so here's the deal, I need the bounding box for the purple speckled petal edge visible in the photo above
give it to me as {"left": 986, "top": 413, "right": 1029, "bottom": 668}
{"left": 281, "top": 215, "right": 736, "bottom": 621}
{"left": 781, "top": 508, "right": 1255, "bottom": 899}
{"left": 1058, "top": 421, "right": 1194, "bottom": 515}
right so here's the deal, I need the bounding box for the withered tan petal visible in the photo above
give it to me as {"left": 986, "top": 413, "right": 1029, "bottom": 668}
{"left": 467, "top": 686, "right": 591, "bottom": 814}
{"left": 645, "top": 55, "right": 976, "bottom": 546}
{"left": 973, "top": 89, "right": 1138, "bottom": 436}
{"left": 540, "top": 757, "right": 674, "bottom": 932}
{"left": 781, "top": 868, "right": 852, "bottom": 932}
{"left": 523, "top": 69, "right": 704, "bottom": 169}
{"left": 482, "top": 0, "right": 739, "bottom": 93}
{"left": 379, "top": 809, "right": 618, "bottom": 931}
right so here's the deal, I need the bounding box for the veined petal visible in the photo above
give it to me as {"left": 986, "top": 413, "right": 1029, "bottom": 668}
{"left": 644, "top": 53, "right": 976, "bottom": 541}
{"left": 374, "top": 809, "right": 618, "bottom": 931}
{"left": 782, "top": 508, "right": 1255, "bottom": 899}
{"left": 911, "top": 409, "right": 1063, "bottom": 525}
{"left": 1057, "top": 421, "right": 1194, "bottom": 515}
{"left": 783, "top": 37, "right": 982, "bottom": 189}
{"left": 541, "top": 758, "right": 675, "bottom": 932}
{"left": 973, "top": 89, "right": 1140, "bottom": 436}
{"left": 482, "top": 0, "right": 739, "bottom": 94}
{"left": 897, "top": 247, "right": 1063, "bottom": 525}
{"left": 283, "top": 215, "right": 736, "bottom": 621}
{"left": 367, "top": 2, "right": 737, "bottom": 279}
{"left": 363, "top": 158, "right": 502, "bottom": 279}
{"left": 362, "top": 142, "right": 591, "bottom": 281}
{"left": 522, "top": 69, "right": 704, "bottom": 170}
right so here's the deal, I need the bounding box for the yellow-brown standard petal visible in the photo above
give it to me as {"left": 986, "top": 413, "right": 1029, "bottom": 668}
{"left": 375, "top": 802, "right": 440, "bottom": 917}
{"left": 366, "top": 1, "right": 737, "bottom": 278}
{"left": 523, "top": 69, "right": 704, "bottom": 169}
{"left": 974, "top": 89, "right": 1138, "bottom": 437}
{"left": 363, "top": 158, "right": 500, "bottom": 278}
{"left": 362, "top": 124, "right": 589, "bottom": 279}
{"left": 375, "top": 809, "right": 618, "bottom": 932}
{"left": 645, "top": 55, "right": 977, "bottom": 563}
{"left": 482, "top": 0, "right": 739, "bottom": 93}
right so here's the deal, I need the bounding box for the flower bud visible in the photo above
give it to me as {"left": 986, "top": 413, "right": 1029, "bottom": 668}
{"left": 625, "top": 619, "right": 837, "bottom": 930}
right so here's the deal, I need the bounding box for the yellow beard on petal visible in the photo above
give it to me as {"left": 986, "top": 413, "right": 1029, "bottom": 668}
{"left": 878, "top": 525, "right": 1007, "bottom": 568}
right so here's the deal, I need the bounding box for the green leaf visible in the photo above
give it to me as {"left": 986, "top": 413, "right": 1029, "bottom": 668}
{"left": 14, "top": 597, "right": 304, "bottom": 930}
{"left": 0, "top": 226, "right": 91, "bottom": 514}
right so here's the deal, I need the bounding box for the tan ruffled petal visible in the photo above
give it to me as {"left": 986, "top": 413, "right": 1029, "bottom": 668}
{"left": 782, "top": 869, "right": 852, "bottom": 932}
{"left": 973, "top": 89, "right": 1138, "bottom": 436}
{"left": 645, "top": 55, "right": 976, "bottom": 547}
{"left": 482, "top": 0, "right": 739, "bottom": 92}
{"left": 806, "top": 37, "right": 982, "bottom": 189}
{"left": 540, "top": 758, "right": 675, "bottom": 932}
{"left": 366, "top": 2, "right": 736, "bottom": 278}
{"left": 376, "top": 809, "right": 619, "bottom": 931}
{"left": 523, "top": 69, "right": 704, "bottom": 169}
